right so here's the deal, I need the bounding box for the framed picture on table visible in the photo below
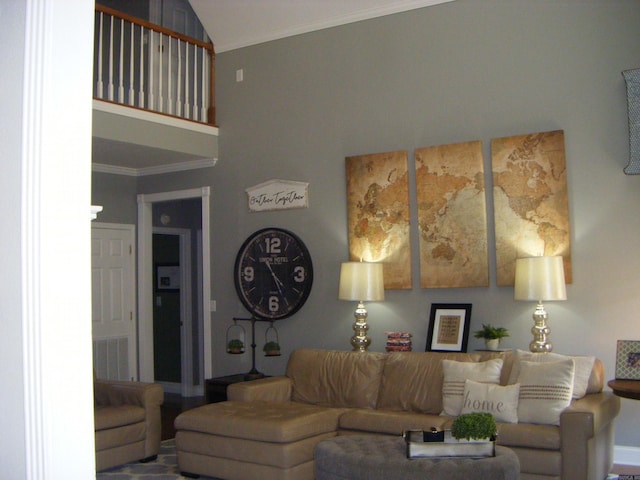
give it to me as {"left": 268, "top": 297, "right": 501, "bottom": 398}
{"left": 615, "top": 340, "right": 640, "bottom": 380}
{"left": 426, "top": 303, "right": 471, "bottom": 353}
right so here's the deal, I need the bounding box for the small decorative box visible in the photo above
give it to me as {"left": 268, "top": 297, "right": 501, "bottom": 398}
{"left": 403, "top": 429, "right": 495, "bottom": 459}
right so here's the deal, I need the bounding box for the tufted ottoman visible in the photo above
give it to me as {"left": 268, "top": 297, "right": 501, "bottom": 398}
{"left": 314, "top": 435, "right": 520, "bottom": 480}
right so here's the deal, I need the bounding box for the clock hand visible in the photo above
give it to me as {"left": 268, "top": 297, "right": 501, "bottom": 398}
{"left": 264, "top": 260, "right": 285, "bottom": 294}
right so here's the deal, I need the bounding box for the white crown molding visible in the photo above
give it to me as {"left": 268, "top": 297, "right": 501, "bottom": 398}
{"left": 93, "top": 157, "right": 218, "bottom": 177}
{"left": 93, "top": 99, "right": 219, "bottom": 136}
{"left": 213, "top": 0, "right": 455, "bottom": 52}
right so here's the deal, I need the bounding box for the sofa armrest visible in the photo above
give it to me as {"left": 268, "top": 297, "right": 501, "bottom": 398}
{"left": 560, "top": 392, "right": 621, "bottom": 480}
{"left": 227, "top": 376, "right": 292, "bottom": 402}
{"left": 94, "top": 380, "right": 164, "bottom": 459}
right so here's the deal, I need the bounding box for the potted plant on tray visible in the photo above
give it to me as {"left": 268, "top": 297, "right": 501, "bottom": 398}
{"left": 263, "top": 341, "right": 281, "bottom": 356}
{"left": 473, "top": 323, "right": 509, "bottom": 351}
{"left": 451, "top": 412, "right": 497, "bottom": 442}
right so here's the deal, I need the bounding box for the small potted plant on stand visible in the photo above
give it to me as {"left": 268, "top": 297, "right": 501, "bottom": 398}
{"left": 227, "top": 339, "right": 245, "bottom": 354}
{"left": 451, "top": 412, "right": 497, "bottom": 442}
{"left": 263, "top": 341, "right": 281, "bottom": 356}
{"left": 473, "top": 323, "right": 509, "bottom": 351}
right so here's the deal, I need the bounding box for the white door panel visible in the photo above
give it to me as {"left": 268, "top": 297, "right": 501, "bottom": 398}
{"left": 92, "top": 223, "right": 136, "bottom": 380}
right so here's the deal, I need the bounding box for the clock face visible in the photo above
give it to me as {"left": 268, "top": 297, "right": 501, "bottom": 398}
{"left": 234, "top": 228, "right": 313, "bottom": 320}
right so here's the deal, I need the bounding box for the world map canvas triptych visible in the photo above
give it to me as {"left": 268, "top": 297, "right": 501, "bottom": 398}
{"left": 345, "top": 130, "right": 571, "bottom": 289}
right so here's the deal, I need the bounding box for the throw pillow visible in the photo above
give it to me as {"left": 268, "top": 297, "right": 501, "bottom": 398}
{"left": 517, "top": 358, "right": 575, "bottom": 426}
{"left": 508, "top": 349, "right": 595, "bottom": 399}
{"left": 441, "top": 358, "right": 503, "bottom": 416}
{"left": 460, "top": 379, "right": 520, "bottom": 423}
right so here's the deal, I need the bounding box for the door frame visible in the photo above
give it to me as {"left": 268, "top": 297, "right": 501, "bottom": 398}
{"left": 153, "top": 227, "right": 192, "bottom": 396}
{"left": 137, "top": 187, "right": 211, "bottom": 388}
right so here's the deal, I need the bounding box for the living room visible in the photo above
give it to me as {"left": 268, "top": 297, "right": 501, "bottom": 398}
{"left": 3, "top": 0, "right": 640, "bottom": 477}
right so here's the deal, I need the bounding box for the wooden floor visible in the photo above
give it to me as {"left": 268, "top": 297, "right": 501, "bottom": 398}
{"left": 612, "top": 464, "right": 640, "bottom": 475}
{"left": 161, "top": 394, "right": 207, "bottom": 440}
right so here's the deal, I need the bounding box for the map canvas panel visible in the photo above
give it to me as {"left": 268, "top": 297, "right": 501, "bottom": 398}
{"left": 345, "top": 151, "right": 412, "bottom": 289}
{"left": 415, "top": 141, "right": 489, "bottom": 288}
{"left": 492, "top": 130, "right": 572, "bottom": 286}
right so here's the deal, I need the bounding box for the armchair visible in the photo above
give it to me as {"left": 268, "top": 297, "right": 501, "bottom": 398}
{"left": 94, "top": 378, "right": 164, "bottom": 471}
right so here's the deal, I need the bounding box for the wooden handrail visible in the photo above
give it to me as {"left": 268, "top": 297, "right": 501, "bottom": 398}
{"left": 96, "top": 4, "right": 213, "bottom": 51}
{"left": 94, "top": 4, "right": 216, "bottom": 126}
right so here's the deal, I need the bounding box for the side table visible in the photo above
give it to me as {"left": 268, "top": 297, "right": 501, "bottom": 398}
{"left": 608, "top": 379, "right": 640, "bottom": 400}
{"left": 205, "top": 374, "right": 248, "bottom": 403}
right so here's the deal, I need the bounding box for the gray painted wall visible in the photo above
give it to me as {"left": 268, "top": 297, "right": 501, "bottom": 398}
{"left": 92, "top": 0, "right": 640, "bottom": 448}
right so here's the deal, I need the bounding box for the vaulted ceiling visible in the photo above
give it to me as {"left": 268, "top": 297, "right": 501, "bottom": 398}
{"left": 189, "top": 0, "right": 454, "bottom": 53}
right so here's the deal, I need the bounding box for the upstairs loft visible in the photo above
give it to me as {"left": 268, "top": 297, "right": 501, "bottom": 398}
{"left": 92, "top": 3, "right": 218, "bottom": 176}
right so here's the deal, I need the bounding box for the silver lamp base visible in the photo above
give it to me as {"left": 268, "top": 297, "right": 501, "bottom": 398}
{"left": 351, "top": 301, "right": 371, "bottom": 352}
{"left": 529, "top": 301, "right": 553, "bottom": 353}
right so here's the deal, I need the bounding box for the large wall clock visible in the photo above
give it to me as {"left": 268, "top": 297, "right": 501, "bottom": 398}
{"left": 234, "top": 227, "right": 313, "bottom": 320}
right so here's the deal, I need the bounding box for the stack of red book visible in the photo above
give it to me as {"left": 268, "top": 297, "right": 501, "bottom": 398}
{"left": 385, "top": 331, "right": 412, "bottom": 352}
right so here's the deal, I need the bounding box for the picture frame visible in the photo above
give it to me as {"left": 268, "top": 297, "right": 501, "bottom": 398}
{"left": 156, "top": 264, "right": 180, "bottom": 291}
{"left": 615, "top": 340, "right": 640, "bottom": 380}
{"left": 426, "top": 303, "right": 471, "bottom": 352}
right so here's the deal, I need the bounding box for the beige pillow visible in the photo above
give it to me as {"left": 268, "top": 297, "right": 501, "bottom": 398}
{"left": 517, "top": 359, "right": 574, "bottom": 426}
{"left": 460, "top": 379, "right": 520, "bottom": 423}
{"left": 508, "top": 349, "right": 595, "bottom": 399}
{"left": 441, "top": 358, "right": 503, "bottom": 416}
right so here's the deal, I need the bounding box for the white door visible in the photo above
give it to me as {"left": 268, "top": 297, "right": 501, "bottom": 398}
{"left": 92, "top": 223, "right": 137, "bottom": 381}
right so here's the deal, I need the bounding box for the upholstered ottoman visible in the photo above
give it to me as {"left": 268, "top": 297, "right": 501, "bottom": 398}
{"left": 314, "top": 435, "right": 520, "bottom": 480}
{"left": 175, "top": 401, "right": 345, "bottom": 480}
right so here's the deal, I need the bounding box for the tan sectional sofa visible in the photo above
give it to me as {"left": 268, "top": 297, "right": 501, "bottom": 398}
{"left": 175, "top": 349, "right": 620, "bottom": 480}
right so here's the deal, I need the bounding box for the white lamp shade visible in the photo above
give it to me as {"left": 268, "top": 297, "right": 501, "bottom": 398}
{"left": 514, "top": 256, "right": 567, "bottom": 302}
{"left": 338, "top": 262, "right": 385, "bottom": 302}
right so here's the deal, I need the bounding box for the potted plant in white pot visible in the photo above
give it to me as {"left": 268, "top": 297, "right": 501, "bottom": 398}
{"left": 473, "top": 323, "right": 509, "bottom": 351}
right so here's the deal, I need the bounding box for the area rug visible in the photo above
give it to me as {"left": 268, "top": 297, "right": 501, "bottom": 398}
{"left": 97, "top": 439, "right": 219, "bottom": 479}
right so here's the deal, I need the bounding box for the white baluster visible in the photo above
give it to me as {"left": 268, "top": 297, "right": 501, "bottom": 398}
{"left": 139, "top": 26, "right": 145, "bottom": 108}
{"left": 184, "top": 43, "right": 190, "bottom": 119}
{"left": 108, "top": 14, "right": 114, "bottom": 101}
{"left": 148, "top": 30, "right": 155, "bottom": 111}
{"left": 201, "top": 47, "right": 207, "bottom": 122}
{"left": 167, "top": 36, "right": 173, "bottom": 115}
{"left": 193, "top": 45, "right": 199, "bottom": 121}
{"left": 118, "top": 18, "right": 124, "bottom": 103}
{"left": 158, "top": 32, "right": 163, "bottom": 113}
{"left": 176, "top": 39, "right": 182, "bottom": 117}
{"left": 128, "top": 22, "right": 134, "bottom": 106}
{"left": 96, "top": 12, "right": 104, "bottom": 98}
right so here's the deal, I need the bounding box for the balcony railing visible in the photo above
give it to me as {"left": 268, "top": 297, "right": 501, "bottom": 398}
{"left": 94, "top": 4, "right": 215, "bottom": 126}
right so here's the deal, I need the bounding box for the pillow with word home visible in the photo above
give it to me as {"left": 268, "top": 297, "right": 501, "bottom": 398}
{"left": 460, "top": 379, "right": 520, "bottom": 423}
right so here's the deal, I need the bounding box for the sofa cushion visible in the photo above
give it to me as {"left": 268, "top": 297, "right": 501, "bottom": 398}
{"left": 175, "top": 401, "right": 346, "bottom": 443}
{"left": 460, "top": 379, "right": 520, "bottom": 423}
{"left": 339, "top": 409, "right": 449, "bottom": 436}
{"left": 94, "top": 404, "right": 146, "bottom": 431}
{"left": 517, "top": 359, "right": 575, "bottom": 426}
{"left": 377, "top": 352, "right": 480, "bottom": 414}
{"left": 286, "top": 349, "right": 387, "bottom": 409}
{"left": 508, "top": 349, "right": 595, "bottom": 398}
{"left": 441, "top": 358, "right": 503, "bottom": 416}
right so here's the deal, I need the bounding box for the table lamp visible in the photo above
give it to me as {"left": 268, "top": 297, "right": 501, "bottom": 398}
{"left": 514, "top": 256, "right": 567, "bottom": 353}
{"left": 338, "top": 261, "right": 384, "bottom": 352}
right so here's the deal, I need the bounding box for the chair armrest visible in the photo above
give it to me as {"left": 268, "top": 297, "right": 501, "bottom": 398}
{"left": 94, "top": 379, "right": 164, "bottom": 408}
{"left": 227, "top": 376, "right": 292, "bottom": 402}
{"left": 560, "top": 392, "right": 620, "bottom": 480}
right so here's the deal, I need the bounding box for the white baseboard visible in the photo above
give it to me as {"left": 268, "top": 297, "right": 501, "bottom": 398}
{"left": 615, "top": 445, "right": 640, "bottom": 466}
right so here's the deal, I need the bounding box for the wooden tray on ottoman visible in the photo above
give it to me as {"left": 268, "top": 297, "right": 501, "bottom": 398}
{"left": 403, "top": 429, "right": 495, "bottom": 459}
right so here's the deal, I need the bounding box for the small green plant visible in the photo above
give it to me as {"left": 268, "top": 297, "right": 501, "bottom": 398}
{"left": 227, "top": 339, "right": 244, "bottom": 352}
{"left": 473, "top": 324, "right": 509, "bottom": 340}
{"left": 451, "top": 413, "right": 497, "bottom": 441}
{"left": 263, "top": 341, "right": 281, "bottom": 355}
